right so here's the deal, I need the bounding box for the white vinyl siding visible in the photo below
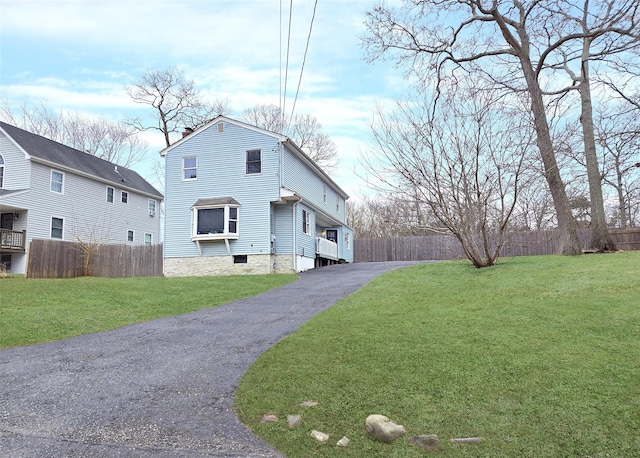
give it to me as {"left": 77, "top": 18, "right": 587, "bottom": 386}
{"left": 163, "top": 121, "right": 280, "bottom": 258}
{"left": 296, "top": 204, "right": 315, "bottom": 258}
{"left": 4, "top": 161, "right": 161, "bottom": 246}
{"left": 281, "top": 147, "right": 347, "bottom": 224}
{"left": 0, "top": 133, "right": 31, "bottom": 189}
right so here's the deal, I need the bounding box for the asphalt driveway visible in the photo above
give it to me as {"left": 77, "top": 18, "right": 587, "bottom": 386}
{"left": 0, "top": 261, "right": 422, "bottom": 457}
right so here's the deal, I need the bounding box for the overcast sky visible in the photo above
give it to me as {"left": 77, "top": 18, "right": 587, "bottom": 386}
{"left": 0, "top": 0, "right": 406, "bottom": 198}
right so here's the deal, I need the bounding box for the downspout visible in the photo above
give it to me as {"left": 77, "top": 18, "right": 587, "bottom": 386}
{"left": 292, "top": 201, "right": 298, "bottom": 273}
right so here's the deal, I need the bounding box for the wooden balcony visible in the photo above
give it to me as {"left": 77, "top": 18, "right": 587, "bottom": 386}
{"left": 316, "top": 237, "right": 338, "bottom": 261}
{"left": 0, "top": 229, "right": 26, "bottom": 253}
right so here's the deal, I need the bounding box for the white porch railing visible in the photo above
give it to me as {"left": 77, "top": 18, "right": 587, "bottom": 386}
{"left": 316, "top": 237, "right": 338, "bottom": 260}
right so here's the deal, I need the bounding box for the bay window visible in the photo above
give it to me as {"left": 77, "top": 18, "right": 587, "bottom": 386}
{"left": 191, "top": 197, "right": 240, "bottom": 240}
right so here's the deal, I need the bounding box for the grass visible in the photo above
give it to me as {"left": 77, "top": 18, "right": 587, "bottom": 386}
{"left": 0, "top": 274, "right": 296, "bottom": 348}
{"left": 235, "top": 252, "right": 640, "bottom": 457}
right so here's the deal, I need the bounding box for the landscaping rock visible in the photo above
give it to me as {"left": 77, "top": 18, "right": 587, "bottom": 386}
{"left": 287, "top": 414, "right": 301, "bottom": 427}
{"left": 310, "top": 430, "right": 329, "bottom": 442}
{"left": 336, "top": 436, "right": 350, "bottom": 447}
{"left": 450, "top": 436, "right": 485, "bottom": 445}
{"left": 260, "top": 413, "right": 278, "bottom": 423}
{"left": 365, "top": 414, "right": 407, "bottom": 442}
{"left": 408, "top": 434, "right": 442, "bottom": 452}
{"left": 300, "top": 400, "right": 318, "bottom": 407}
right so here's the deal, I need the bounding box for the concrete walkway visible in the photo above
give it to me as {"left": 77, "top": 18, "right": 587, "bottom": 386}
{"left": 0, "top": 261, "right": 422, "bottom": 457}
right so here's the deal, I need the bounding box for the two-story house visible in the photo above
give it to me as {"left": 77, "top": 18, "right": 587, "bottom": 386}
{"left": 160, "top": 115, "right": 353, "bottom": 276}
{"left": 0, "top": 121, "right": 163, "bottom": 274}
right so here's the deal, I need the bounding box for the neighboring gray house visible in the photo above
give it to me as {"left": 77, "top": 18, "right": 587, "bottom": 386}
{"left": 161, "top": 115, "right": 353, "bottom": 276}
{"left": 0, "top": 122, "right": 163, "bottom": 274}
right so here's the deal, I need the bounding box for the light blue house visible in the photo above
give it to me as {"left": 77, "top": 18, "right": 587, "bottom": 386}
{"left": 0, "top": 122, "right": 163, "bottom": 274}
{"left": 160, "top": 115, "right": 353, "bottom": 276}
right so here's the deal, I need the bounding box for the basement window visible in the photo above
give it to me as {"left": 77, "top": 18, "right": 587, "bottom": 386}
{"left": 233, "top": 255, "right": 248, "bottom": 264}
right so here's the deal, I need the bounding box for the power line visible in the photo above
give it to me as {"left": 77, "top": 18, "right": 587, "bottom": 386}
{"left": 288, "top": 0, "right": 319, "bottom": 127}
{"left": 281, "top": 0, "right": 294, "bottom": 128}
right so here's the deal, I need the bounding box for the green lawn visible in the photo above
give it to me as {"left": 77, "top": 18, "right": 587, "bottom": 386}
{"left": 235, "top": 252, "right": 640, "bottom": 457}
{"left": 0, "top": 274, "right": 296, "bottom": 348}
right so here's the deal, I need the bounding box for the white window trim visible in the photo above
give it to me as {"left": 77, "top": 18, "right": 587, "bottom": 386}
{"left": 183, "top": 156, "right": 197, "bottom": 181}
{"left": 106, "top": 186, "right": 115, "bottom": 203}
{"left": 121, "top": 190, "right": 128, "bottom": 204}
{"left": 148, "top": 199, "right": 156, "bottom": 217}
{"left": 191, "top": 204, "right": 240, "bottom": 241}
{"left": 50, "top": 169, "right": 64, "bottom": 194}
{"left": 336, "top": 195, "right": 341, "bottom": 213}
{"left": 144, "top": 233, "right": 153, "bottom": 245}
{"left": 302, "top": 210, "right": 311, "bottom": 236}
{"left": 323, "top": 184, "right": 327, "bottom": 204}
{"left": 50, "top": 216, "right": 64, "bottom": 239}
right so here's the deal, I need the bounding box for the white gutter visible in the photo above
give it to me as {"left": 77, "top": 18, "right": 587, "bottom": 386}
{"left": 292, "top": 201, "right": 298, "bottom": 272}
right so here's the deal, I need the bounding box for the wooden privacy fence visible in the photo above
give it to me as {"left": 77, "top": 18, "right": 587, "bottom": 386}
{"left": 27, "top": 239, "right": 163, "bottom": 278}
{"left": 354, "top": 228, "right": 640, "bottom": 263}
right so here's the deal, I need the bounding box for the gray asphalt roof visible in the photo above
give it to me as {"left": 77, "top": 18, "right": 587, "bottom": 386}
{"left": 0, "top": 261, "right": 424, "bottom": 457}
{"left": 0, "top": 121, "right": 163, "bottom": 199}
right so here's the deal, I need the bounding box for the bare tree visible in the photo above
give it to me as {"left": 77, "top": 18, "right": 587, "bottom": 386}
{"left": 243, "top": 104, "right": 338, "bottom": 170}
{"left": 362, "top": 86, "right": 529, "bottom": 267}
{"left": 347, "top": 195, "right": 445, "bottom": 238}
{"left": 596, "top": 104, "right": 640, "bottom": 228}
{"left": 364, "top": 0, "right": 588, "bottom": 255}
{"left": 125, "top": 66, "right": 230, "bottom": 147}
{"left": 1, "top": 99, "right": 146, "bottom": 167}
{"left": 538, "top": 0, "right": 639, "bottom": 250}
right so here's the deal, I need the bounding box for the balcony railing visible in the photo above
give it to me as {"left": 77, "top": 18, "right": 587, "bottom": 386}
{"left": 0, "top": 229, "right": 26, "bottom": 252}
{"left": 316, "top": 237, "right": 338, "bottom": 260}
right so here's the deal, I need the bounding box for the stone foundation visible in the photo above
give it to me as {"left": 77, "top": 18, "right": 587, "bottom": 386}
{"left": 164, "top": 254, "right": 297, "bottom": 277}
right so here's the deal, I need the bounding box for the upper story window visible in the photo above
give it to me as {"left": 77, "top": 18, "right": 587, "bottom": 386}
{"left": 51, "top": 170, "right": 64, "bottom": 194}
{"left": 121, "top": 191, "right": 128, "bottom": 204}
{"left": 148, "top": 199, "right": 157, "bottom": 217}
{"left": 183, "top": 156, "right": 197, "bottom": 180}
{"left": 0, "top": 154, "right": 4, "bottom": 188}
{"left": 127, "top": 230, "right": 134, "bottom": 242}
{"left": 51, "top": 217, "right": 64, "bottom": 239}
{"left": 336, "top": 195, "right": 341, "bottom": 213}
{"left": 106, "top": 186, "right": 114, "bottom": 203}
{"left": 323, "top": 184, "right": 327, "bottom": 204}
{"left": 246, "top": 149, "right": 261, "bottom": 174}
{"left": 302, "top": 210, "right": 311, "bottom": 235}
{"left": 191, "top": 198, "right": 240, "bottom": 240}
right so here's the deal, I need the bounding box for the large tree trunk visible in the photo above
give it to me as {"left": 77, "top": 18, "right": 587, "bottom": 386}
{"left": 513, "top": 36, "right": 582, "bottom": 255}
{"left": 579, "top": 40, "right": 617, "bottom": 251}
{"left": 528, "top": 87, "right": 582, "bottom": 255}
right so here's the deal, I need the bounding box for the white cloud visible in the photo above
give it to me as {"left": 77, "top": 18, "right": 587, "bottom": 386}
{"left": 1, "top": 0, "right": 403, "bottom": 200}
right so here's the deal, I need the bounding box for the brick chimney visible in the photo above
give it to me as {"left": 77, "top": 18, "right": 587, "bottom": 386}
{"left": 182, "top": 127, "right": 194, "bottom": 138}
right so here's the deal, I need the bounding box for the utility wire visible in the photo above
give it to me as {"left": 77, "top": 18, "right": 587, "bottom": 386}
{"left": 288, "top": 0, "right": 318, "bottom": 127}
{"left": 282, "top": 0, "right": 294, "bottom": 129}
